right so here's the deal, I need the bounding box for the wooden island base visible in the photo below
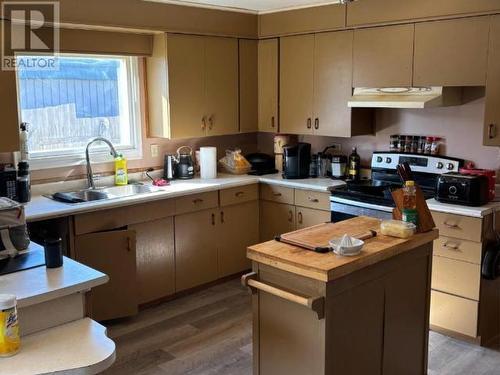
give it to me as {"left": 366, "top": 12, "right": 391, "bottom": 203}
{"left": 244, "top": 217, "right": 437, "bottom": 375}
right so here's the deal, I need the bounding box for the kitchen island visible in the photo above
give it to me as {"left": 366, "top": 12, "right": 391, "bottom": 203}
{"left": 243, "top": 216, "right": 439, "bottom": 375}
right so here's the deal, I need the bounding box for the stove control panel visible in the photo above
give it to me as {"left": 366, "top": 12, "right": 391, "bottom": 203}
{"left": 371, "top": 153, "right": 462, "bottom": 174}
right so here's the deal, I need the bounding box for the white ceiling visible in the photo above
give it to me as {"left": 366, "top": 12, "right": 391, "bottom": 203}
{"left": 144, "top": 0, "right": 341, "bottom": 14}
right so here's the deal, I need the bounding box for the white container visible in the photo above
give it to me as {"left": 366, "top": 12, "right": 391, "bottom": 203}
{"left": 200, "top": 147, "right": 217, "bottom": 179}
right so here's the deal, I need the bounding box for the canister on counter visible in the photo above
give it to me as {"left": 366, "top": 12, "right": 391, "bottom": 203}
{"left": 0, "top": 294, "right": 20, "bottom": 357}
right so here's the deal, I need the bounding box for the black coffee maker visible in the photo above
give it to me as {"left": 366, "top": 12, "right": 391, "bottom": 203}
{"left": 282, "top": 143, "right": 311, "bottom": 179}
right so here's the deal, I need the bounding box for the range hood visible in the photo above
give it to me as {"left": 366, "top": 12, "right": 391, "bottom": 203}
{"left": 348, "top": 87, "right": 464, "bottom": 109}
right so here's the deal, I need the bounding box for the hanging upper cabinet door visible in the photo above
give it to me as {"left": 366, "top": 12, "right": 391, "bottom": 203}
{"left": 484, "top": 15, "right": 500, "bottom": 146}
{"left": 239, "top": 39, "right": 258, "bottom": 133}
{"left": 205, "top": 37, "right": 239, "bottom": 136}
{"left": 165, "top": 34, "right": 206, "bottom": 139}
{"left": 280, "top": 34, "right": 315, "bottom": 135}
{"left": 414, "top": 17, "right": 490, "bottom": 86}
{"left": 258, "top": 39, "right": 279, "bottom": 132}
{"left": 313, "top": 31, "right": 354, "bottom": 137}
{"left": 353, "top": 24, "right": 414, "bottom": 88}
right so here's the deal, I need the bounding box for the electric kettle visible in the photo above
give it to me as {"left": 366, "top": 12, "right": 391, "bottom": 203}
{"left": 175, "top": 146, "right": 195, "bottom": 179}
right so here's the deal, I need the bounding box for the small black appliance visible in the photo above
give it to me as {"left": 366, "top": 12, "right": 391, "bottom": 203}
{"left": 246, "top": 153, "right": 278, "bottom": 176}
{"left": 436, "top": 173, "right": 489, "bottom": 207}
{"left": 282, "top": 143, "right": 311, "bottom": 179}
{"left": 164, "top": 154, "right": 177, "bottom": 180}
{"left": 175, "top": 146, "right": 195, "bottom": 180}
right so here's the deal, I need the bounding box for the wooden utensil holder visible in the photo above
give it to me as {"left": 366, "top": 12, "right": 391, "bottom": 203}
{"left": 391, "top": 185, "right": 435, "bottom": 233}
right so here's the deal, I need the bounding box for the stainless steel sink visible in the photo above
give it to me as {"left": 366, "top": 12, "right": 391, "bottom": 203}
{"left": 52, "top": 184, "right": 162, "bottom": 204}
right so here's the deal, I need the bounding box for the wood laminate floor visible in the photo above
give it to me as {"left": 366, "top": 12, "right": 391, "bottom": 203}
{"left": 102, "top": 278, "right": 500, "bottom": 375}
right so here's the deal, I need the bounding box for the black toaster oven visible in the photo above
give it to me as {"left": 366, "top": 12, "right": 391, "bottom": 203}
{"left": 436, "top": 173, "right": 489, "bottom": 207}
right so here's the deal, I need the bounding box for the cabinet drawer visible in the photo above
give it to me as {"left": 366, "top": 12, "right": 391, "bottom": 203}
{"left": 432, "top": 256, "right": 480, "bottom": 301}
{"left": 174, "top": 191, "right": 219, "bottom": 215}
{"left": 294, "top": 189, "right": 330, "bottom": 210}
{"left": 74, "top": 199, "right": 175, "bottom": 235}
{"left": 432, "top": 211, "right": 483, "bottom": 242}
{"left": 220, "top": 184, "right": 258, "bottom": 207}
{"left": 433, "top": 236, "right": 482, "bottom": 265}
{"left": 430, "top": 290, "right": 478, "bottom": 338}
{"left": 296, "top": 207, "right": 330, "bottom": 230}
{"left": 260, "top": 184, "right": 294, "bottom": 205}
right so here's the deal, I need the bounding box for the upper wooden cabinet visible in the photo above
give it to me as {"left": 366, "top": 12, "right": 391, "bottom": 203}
{"left": 0, "top": 21, "right": 20, "bottom": 153}
{"left": 259, "top": 4, "right": 345, "bottom": 37}
{"left": 147, "top": 33, "right": 238, "bottom": 139}
{"left": 347, "top": 0, "right": 500, "bottom": 26}
{"left": 484, "top": 15, "right": 500, "bottom": 146}
{"left": 353, "top": 24, "right": 415, "bottom": 88}
{"left": 258, "top": 39, "right": 279, "bottom": 132}
{"left": 414, "top": 17, "right": 490, "bottom": 86}
{"left": 281, "top": 31, "right": 373, "bottom": 137}
{"left": 239, "top": 39, "right": 258, "bottom": 133}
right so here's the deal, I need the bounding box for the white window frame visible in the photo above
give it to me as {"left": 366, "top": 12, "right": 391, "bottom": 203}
{"left": 15, "top": 53, "right": 143, "bottom": 170}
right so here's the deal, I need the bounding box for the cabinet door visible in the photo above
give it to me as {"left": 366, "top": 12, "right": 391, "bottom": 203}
{"left": 296, "top": 207, "right": 331, "bottom": 230}
{"left": 167, "top": 34, "right": 206, "bottom": 139}
{"left": 353, "top": 24, "right": 414, "bottom": 87}
{"left": 239, "top": 39, "right": 258, "bottom": 133}
{"left": 74, "top": 229, "right": 138, "bottom": 321}
{"left": 175, "top": 209, "right": 218, "bottom": 292}
{"left": 0, "top": 21, "right": 20, "bottom": 152}
{"left": 313, "top": 31, "right": 353, "bottom": 137}
{"left": 414, "top": 17, "right": 490, "bottom": 86}
{"left": 485, "top": 15, "right": 500, "bottom": 146}
{"left": 280, "top": 34, "right": 314, "bottom": 135}
{"left": 258, "top": 39, "right": 279, "bottom": 132}
{"left": 130, "top": 218, "right": 175, "bottom": 305}
{"left": 205, "top": 37, "right": 239, "bottom": 136}
{"left": 218, "top": 201, "right": 259, "bottom": 278}
{"left": 260, "top": 201, "right": 296, "bottom": 242}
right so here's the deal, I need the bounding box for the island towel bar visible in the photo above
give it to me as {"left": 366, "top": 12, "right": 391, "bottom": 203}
{"left": 241, "top": 272, "right": 325, "bottom": 320}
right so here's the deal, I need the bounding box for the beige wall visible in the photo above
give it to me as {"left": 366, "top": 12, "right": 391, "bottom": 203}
{"left": 259, "top": 97, "right": 500, "bottom": 171}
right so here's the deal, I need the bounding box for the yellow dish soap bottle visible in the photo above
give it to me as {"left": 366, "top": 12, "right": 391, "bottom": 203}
{"left": 115, "top": 154, "right": 128, "bottom": 186}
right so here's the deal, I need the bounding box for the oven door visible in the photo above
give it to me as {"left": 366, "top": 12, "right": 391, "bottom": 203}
{"left": 330, "top": 196, "right": 394, "bottom": 223}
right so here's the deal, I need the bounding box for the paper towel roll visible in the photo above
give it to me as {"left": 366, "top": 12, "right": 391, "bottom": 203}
{"left": 200, "top": 147, "right": 217, "bottom": 179}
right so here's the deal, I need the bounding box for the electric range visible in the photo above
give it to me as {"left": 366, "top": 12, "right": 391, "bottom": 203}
{"left": 330, "top": 152, "right": 464, "bottom": 222}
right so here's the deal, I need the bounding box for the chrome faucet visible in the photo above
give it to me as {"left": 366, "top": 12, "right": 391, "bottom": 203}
{"left": 85, "top": 137, "right": 119, "bottom": 189}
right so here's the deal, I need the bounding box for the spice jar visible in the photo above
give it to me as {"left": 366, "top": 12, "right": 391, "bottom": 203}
{"left": 404, "top": 135, "right": 413, "bottom": 153}
{"left": 417, "top": 136, "right": 426, "bottom": 154}
{"left": 430, "top": 137, "right": 441, "bottom": 155}
{"left": 424, "top": 137, "right": 433, "bottom": 155}
{"left": 390, "top": 135, "right": 400, "bottom": 152}
{"left": 0, "top": 294, "right": 20, "bottom": 357}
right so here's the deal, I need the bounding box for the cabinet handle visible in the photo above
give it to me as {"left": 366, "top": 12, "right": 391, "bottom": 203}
{"left": 271, "top": 116, "right": 275, "bottom": 128}
{"left": 306, "top": 118, "right": 312, "bottom": 129}
{"left": 242, "top": 272, "right": 325, "bottom": 320}
{"left": 443, "top": 221, "right": 459, "bottom": 229}
{"left": 208, "top": 115, "right": 214, "bottom": 130}
{"left": 308, "top": 197, "right": 319, "bottom": 203}
{"left": 127, "top": 237, "right": 133, "bottom": 252}
{"left": 220, "top": 211, "right": 225, "bottom": 224}
{"left": 273, "top": 192, "right": 282, "bottom": 197}
{"left": 288, "top": 210, "right": 293, "bottom": 223}
{"left": 488, "top": 124, "right": 497, "bottom": 139}
{"left": 193, "top": 198, "right": 204, "bottom": 204}
{"left": 201, "top": 116, "right": 207, "bottom": 131}
{"left": 211, "top": 213, "right": 215, "bottom": 226}
{"left": 314, "top": 118, "right": 319, "bottom": 130}
{"left": 443, "top": 241, "right": 460, "bottom": 251}
{"left": 298, "top": 211, "right": 303, "bottom": 224}
{"left": 235, "top": 191, "right": 245, "bottom": 198}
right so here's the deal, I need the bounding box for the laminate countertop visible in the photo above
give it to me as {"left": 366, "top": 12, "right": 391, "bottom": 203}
{"left": 247, "top": 216, "right": 439, "bottom": 282}
{"left": 25, "top": 174, "right": 345, "bottom": 222}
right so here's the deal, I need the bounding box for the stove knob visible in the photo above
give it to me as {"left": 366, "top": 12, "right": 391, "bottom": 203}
{"left": 376, "top": 156, "right": 383, "bottom": 163}
{"left": 436, "top": 162, "right": 444, "bottom": 169}
{"left": 447, "top": 163, "right": 454, "bottom": 171}
{"left": 449, "top": 186, "right": 458, "bottom": 195}
{"left": 386, "top": 157, "right": 392, "bottom": 164}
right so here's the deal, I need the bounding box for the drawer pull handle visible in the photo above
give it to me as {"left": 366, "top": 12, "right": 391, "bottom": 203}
{"left": 201, "top": 116, "right": 207, "bottom": 130}
{"left": 443, "top": 242, "right": 460, "bottom": 251}
{"left": 211, "top": 213, "right": 215, "bottom": 226}
{"left": 273, "top": 192, "right": 282, "bottom": 197}
{"left": 288, "top": 210, "right": 294, "bottom": 222}
{"left": 298, "top": 211, "right": 303, "bottom": 224}
{"left": 220, "top": 211, "right": 225, "bottom": 224}
{"left": 488, "top": 123, "right": 497, "bottom": 139}
{"left": 242, "top": 272, "right": 325, "bottom": 320}
{"left": 443, "top": 221, "right": 459, "bottom": 229}
{"left": 235, "top": 191, "right": 245, "bottom": 197}
{"left": 193, "top": 198, "right": 204, "bottom": 204}
{"left": 308, "top": 197, "right": 319, "bottom": 203}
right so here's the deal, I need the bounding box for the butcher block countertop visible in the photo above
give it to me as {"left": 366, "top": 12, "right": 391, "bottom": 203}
{"left": 247, "top": 216, "right": 439, "bottom": 282}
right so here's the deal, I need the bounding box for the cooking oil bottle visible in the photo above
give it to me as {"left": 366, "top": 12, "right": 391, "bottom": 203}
{"left": 402, "top": 180, "right": 418, "bottom": 226}
{"left": 114, "top": 154, "right": 128, "bottom": 186}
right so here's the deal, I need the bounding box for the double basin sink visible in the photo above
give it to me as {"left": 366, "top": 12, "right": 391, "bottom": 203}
{"left": 52, "top": 184, "right": 162, "bottom": 204}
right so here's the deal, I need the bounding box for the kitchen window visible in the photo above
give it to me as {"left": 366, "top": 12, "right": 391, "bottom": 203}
{"left": 15, "top": 54, "right": 142, "bottom": 169}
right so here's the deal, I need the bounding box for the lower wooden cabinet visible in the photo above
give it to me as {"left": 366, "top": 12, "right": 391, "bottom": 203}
{"left": 175, "top": 209, "right": 218, "bottom": 292}
{"left": 74, "top": 229, "right": 138, "bottom": 321}
{"left": 296, "top": 207, "right": 331, "bottom": 230}
{"left": 130, "top": 218, "right": 175, "bottom": 305}
{"left": 260, "top": 201, "right": 296, "bottom": 241}
{"left": 218, "top": 201, "right": 259, "bottom": 278}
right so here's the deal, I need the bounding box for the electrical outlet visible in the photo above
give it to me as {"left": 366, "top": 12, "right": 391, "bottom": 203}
{"left": 150, "top": 144, "right": 160, "bottom": 158}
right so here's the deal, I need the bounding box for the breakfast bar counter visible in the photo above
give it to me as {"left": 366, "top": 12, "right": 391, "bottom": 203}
{"left": 243, "top": 217, "right": 438, "bottom": 375}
